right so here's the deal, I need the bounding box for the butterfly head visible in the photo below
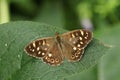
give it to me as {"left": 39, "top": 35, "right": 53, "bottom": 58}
{"left": 55, "top": 32, "right": 60, "bottom": 36}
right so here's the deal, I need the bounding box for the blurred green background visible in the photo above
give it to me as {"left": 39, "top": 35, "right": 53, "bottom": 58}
{"left": 0, "top": 0, "right": 120, "bottom": 80}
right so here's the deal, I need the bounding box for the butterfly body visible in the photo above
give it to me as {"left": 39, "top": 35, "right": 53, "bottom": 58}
{"left": 25, "top": 29, "right": 92, "bottom": 66}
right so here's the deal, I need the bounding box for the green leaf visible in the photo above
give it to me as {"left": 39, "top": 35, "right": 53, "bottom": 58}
{"left": 94, "top": 25, "right": 120, "bottom": 80}
{"left": 65, "top": 65, "right": 97, "bottom": 80}
{"left": 0, "top": 21, "right": 109, "bottom": 80}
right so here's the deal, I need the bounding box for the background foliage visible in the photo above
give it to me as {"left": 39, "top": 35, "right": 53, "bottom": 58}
{"left": 0, "top": 0, "right": 120, "bottom": 80}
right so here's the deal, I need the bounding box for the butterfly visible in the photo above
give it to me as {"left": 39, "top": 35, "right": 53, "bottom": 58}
{"left": 24, "top": 29, "right": 93, "bottom": 66}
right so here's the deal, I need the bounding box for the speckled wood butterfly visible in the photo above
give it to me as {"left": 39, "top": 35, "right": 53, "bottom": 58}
{"left": 24, "top": 29, "right": 92, "bottom": 66}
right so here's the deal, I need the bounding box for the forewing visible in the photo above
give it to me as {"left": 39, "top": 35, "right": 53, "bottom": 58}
{"left": 61, "top": 29, "right": 92, "bottom": 62}
{"left": 25, "top": 37, "right": 64, "bottom": 66}
{"left": 24, "top": 37, "right": 54, "bottom": 58}
{"left": 62, "top": 29, "right": 92, "bottom": 49}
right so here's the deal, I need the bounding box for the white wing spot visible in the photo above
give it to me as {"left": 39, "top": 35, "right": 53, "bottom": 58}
{"left": 38, "top": 51, "right": 41, "bottom": 54}
{"left": 86, "top": 32, "right": 88, "bottom": 37}
{"left": 42, "top": 52, "right": 45, "bottom": 55}
{"left": 32, "top": 49, "right": 35, "bottom": 52}
{"left": 86, "top": 32, "right": 88, "bottom": 35}
{"left": 42, "top": 41, "right": 45, "bottom": 45}
{"left": 85, "top": 37, "right": 87, "bottom": 39}
{"left": 37, "top": 47, "right": 40, "bottom": 51}
{"left": 33, "top": 42, "right": 36, "bottom": 47}
{"left": 29, "top": 46, "right": 31, "bottom": 49}
{"left": 76, "top": 33, "right": 78, "bottom": 36}
{"left": 80, "top": 42, "right": 83, "bottom": 44}
{"left": 73, "top": 47, "right": 77, "bottom": 50}
{"left": 72, "top": 34, "right": 75, "bottom": 38}
{"left": 77, "top": 44, "right": 81, "bottom": 47}
{"left": 77, "top": 52, "right": 81, "bottom": 54}
{"left": 45, "top": 57, "right": 48, "bottom": 59}
{"left": 80, "top": 30, "right": 84, "bottom": 35}
{"left": 48, "top": 53, "right": 52, "bottom": 57}
{"left": 79, "top": 37, "right": 82, "bottom": 40}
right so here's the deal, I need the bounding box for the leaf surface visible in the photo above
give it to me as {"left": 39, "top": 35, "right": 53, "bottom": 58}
{"left": 0, "top": 21, "right": 109, "bottom": 80}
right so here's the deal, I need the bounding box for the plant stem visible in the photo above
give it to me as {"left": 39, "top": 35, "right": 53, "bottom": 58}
{"left": 0, "top": 0, "right": 10, "bottom": 24}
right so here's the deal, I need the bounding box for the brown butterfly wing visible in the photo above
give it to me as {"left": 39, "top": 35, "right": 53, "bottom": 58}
{"left": 43, "top": 42, "right": 64, "bottom": 66}
{"left": 25, "top": 37, "right": 64, "bottom": 66}
{"left": 25, "top": 37, "right": 54, "bottom": 58}
{"left": 61, "top": 41, "right": 84, "bottom": 62}
{"left": 61, "top": 29, "right": 92, "bottom": 62}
